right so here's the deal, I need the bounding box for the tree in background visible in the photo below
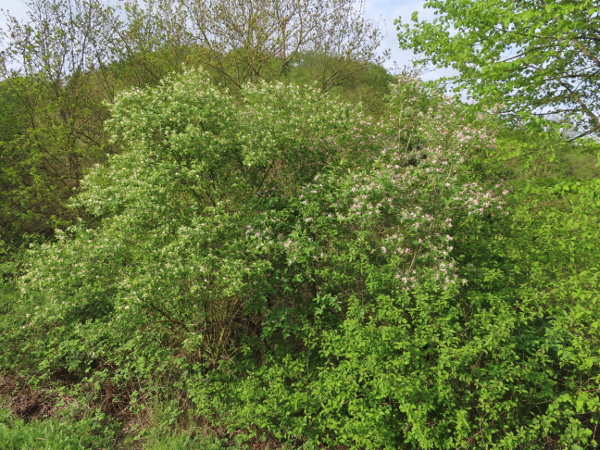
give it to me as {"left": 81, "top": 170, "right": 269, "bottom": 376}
{"left": 396, "top": 0, "right": 600, "bottom": 139}
{"left": 0, "top": 0, "right": 121, "bottom": 248}
{"left": 120, "top": 0, "right": 386, "bottom": 89}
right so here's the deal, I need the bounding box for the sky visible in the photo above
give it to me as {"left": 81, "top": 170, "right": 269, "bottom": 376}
{"left": 363, "top": 0, "right": 448, "bottom": 80}
{"left": 0, "top": 0, "right": 451, "bottom": 80}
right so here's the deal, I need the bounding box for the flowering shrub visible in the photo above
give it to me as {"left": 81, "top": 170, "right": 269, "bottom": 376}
{"left": 11, "top": 69, "right": 599, "bottom": 447}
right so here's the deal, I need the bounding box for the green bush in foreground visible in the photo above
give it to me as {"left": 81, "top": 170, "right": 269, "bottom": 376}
{"left": 3, "top": 69, "right": 599, "bottom": 447}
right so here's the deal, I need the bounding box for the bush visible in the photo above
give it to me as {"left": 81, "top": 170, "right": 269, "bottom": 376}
{"left": 7, "top": 69, "right": 599, "bottom": 447}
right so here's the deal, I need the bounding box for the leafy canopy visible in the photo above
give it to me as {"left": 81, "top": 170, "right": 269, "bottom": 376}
{"left": 396, "top": 0, "right": 600, "bottom": 139}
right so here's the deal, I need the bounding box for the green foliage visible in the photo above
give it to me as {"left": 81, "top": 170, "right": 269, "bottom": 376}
{"left": 0, "top": 73, "right": 112, "bottom": 248}
{"left": 0, "top": 0, "right": 393, "bottom": 264}
{"left": 286, "top": 54, "right": 396, "bottom": 116}
{"left": 18, "top": 69, "right": 375, "bottom": 373}
{"left": 139, "top": 427, "right": 230, "bottom": 450}
{"left": 5, "top": 0, "right": 597, "bottom": 446}
{"left": 396, "top": 0, "right": 600, "bottom": 138}
{"left": 0, "top": 408, "right": 117, "bottom": 449}
{"left": 3, "top": 69, "right": 599, "bottom": 447}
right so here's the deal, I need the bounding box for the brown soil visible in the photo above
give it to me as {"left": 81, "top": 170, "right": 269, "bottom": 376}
{"left": 0, "top": 374, "right": 58, "bottom": 420}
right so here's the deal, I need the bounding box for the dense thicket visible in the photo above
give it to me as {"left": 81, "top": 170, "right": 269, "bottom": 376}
{"left": 0, "top": 68, "right": 598, "bottom": 448}
{"left": 0, "top": 0, "right": 599, "bottom": 448}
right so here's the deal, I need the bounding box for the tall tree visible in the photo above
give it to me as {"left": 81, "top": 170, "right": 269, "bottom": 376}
{"left": 0, "top": 0, "right": 120, "bottom": 243}
{"left": 121, "top": 0, "right": 386, "bottom": 89}
{"left": 396, "top": 0, "right": 600, "bottom": 139}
